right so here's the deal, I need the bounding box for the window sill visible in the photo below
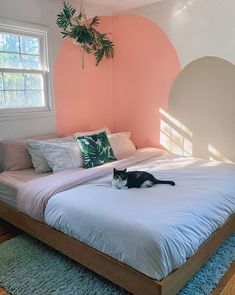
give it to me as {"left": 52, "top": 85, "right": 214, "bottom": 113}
{"left": 0, "top": 110, "right": 56, "bottom": 122}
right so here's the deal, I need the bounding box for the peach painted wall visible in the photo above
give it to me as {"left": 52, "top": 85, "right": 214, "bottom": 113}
{"left": 112, "top": 14, "right": 180, "bottom": 148}
{"left": 55, "top": 14, "right": 180, "bottom": 147}
{"left": 54, "top": 16, "right": 114, "bottom": 135}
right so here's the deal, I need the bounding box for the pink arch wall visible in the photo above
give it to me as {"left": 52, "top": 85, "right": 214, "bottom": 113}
{"left": 54, "top": 14, "right": 180, "bottom": 146}
{"left": 112, "top": 14, "right": 180, "bottom": 148}
{"left": 54, "top": 17, "right": 113, "bottom": 135}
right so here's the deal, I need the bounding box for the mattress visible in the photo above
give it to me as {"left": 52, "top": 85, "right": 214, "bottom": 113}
{"left": 0, "top": 169, "right": 51, "bottom": 208}
{"left": 44, "top": 153, "right": 235, "bottom": 280}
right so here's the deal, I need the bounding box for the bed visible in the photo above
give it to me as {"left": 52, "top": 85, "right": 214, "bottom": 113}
{"left": 0, "top": 148, "right": 235, "bottom": 295}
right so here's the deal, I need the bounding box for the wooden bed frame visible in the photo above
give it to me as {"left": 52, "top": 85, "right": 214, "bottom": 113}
{"left": 0, "top": 201, "right": 234, "bottom": 295}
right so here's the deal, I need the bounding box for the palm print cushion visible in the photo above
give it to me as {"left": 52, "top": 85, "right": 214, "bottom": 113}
{"left": 76, "top": 131, "right": 116, "bottom": 168}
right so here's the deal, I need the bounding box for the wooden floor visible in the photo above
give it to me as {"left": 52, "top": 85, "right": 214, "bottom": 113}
{"left": 0, "top": 219, "right": 234, "bottom": 295}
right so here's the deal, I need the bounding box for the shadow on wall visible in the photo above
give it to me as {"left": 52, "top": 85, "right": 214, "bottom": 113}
{"left": 160, "top": 56, "right": 235, "bottom": 163}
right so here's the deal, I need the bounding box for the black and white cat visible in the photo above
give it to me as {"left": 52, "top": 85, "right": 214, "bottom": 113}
{"left": 112, "top": 168, "right": 175, "bottom": 189}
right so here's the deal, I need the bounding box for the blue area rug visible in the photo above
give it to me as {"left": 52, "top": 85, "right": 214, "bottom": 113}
{"left": 0, "top": 233, "right": 234, "bottom": 295}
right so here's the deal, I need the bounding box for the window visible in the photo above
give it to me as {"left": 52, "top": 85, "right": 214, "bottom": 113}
{"left": 0, "top": 21, "right": 52, "bottom": 112}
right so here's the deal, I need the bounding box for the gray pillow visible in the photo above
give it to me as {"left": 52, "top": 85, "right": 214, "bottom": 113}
{"left": 39, "top": 141, "right": 83, "bottom": 173}
{"left": 27, "top": 136, "right": 74, "bottom": 174}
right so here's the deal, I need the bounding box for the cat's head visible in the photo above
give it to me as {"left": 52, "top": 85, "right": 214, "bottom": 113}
{"left": 113, "top": 168, "right": 127, "bottom": 181}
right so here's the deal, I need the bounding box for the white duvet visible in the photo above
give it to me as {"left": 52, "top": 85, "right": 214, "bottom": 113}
{"left": 44, "top": 153, "right": 235, "bottom": 280}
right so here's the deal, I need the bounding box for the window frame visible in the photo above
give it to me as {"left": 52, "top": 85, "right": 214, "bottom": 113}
{"left": 0, "top": 18, "right": 54, "bottom": 115}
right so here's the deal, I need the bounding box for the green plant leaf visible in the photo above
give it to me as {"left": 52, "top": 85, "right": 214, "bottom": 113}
{"left": 90, "top": 16, "right": 99, "bottom": 27}
{"left": 57, "top": 2, "right": 76, "bottom": 30}
{"left": 56, "top": 2, "right": 115, "bottom": 66}
{"left": 63, "top": 2, "right": 76, "bottom": 20}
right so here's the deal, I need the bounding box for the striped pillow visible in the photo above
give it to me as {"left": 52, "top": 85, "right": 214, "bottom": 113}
{"left": 40, "top": 141, "right": 83, "bottom": 173}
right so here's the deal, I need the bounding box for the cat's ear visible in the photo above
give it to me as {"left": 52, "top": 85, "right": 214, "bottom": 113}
{"left": 124, "top": 168, "right": 127, "bottom": 173}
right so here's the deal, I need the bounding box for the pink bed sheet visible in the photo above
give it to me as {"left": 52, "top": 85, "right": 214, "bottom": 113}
{"left": 0, "top": 169, "right": 51, "bottom": 190}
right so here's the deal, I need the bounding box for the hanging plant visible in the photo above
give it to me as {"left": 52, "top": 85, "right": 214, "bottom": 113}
{"left": 57, "top": 2, "right": 114, "bottom": 68}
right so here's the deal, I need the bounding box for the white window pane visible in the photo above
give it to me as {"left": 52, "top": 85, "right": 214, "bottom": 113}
{"left": 0, "top": 29, "right": 48, "bottom": 111}
{"left": 0, "top": 52, "right": 21, "bottom": 68}
{"left": 25, "top": 91, "right": 44, "bottom": 107}
{"left": 21, "top": 54, "right": 40, "bottom": 70}
{"left": 20, "top": 36, "right": 39, "bottom": 55}
{"left": 3, "top": 73, "right": 24, "bottom": 90}
{"left": 0, "top": 53, "right": 40, "bottom": 70}
{"left": 25, "top": 74, "right": 43, "bottom": 90}
{"left": 5, "top": 91, "right": 25, "bottom": 108}
{"left": 0, "top": 74, "right": 3, "bottom": 90}
{"left": 0, "top": 33, "right": 19, "bottom": 53}
{"left": 0, "top": 34, "right": 3, "bottom": 51}
{"left": 0, "top": 91, "right": 5, "bottom": 108}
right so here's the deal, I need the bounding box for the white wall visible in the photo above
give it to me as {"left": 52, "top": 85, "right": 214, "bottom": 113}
{"left": 125, "top": 0, "right": 235, "bottom": 68}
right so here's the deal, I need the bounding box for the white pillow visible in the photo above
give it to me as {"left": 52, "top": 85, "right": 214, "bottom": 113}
{"left": 27, "top": 136, "right": 74, "bottom": 173}
{"left": 73, "top": 127, "right": 111, "bottom": 138}
{"left": 108, "top": 132, "right": 136, "bottom": 160}
{"left": 40, "top": 141, "right": 83, "bottom": 173}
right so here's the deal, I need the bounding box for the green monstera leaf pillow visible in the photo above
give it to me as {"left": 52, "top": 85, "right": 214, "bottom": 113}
{"left": 76, "top": 131, "right": 116, "bottom": 168}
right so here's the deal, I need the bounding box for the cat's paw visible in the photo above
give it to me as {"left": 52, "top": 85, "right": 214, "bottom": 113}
{"left": 121, "top": 186, "right": 128, "bottom": 190}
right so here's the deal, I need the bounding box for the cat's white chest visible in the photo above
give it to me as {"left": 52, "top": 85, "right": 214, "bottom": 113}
{"left": 112, "top": 179, "right": 128, "bottom": 189}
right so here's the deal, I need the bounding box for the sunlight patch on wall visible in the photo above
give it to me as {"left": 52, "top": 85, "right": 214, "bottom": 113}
{"left": 174, "top": 0, "right": 194, "bottom": 16}
{"left": 159, "top": 108, "right": 192, "bottom": 137}
{"left": 208, "top": 144, "right": 233, "bottom": 164}
{"left": 159, "top": 108, "right": 193, "bottom": 156}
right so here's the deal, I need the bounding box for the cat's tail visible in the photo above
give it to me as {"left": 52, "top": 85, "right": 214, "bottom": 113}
{"left": 154, "top": 179, "right": 175, "bottom": 186}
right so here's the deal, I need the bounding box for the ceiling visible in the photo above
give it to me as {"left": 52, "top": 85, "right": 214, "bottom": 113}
{"left": 70, "top": 0, "right": 163, "bottom": 15}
